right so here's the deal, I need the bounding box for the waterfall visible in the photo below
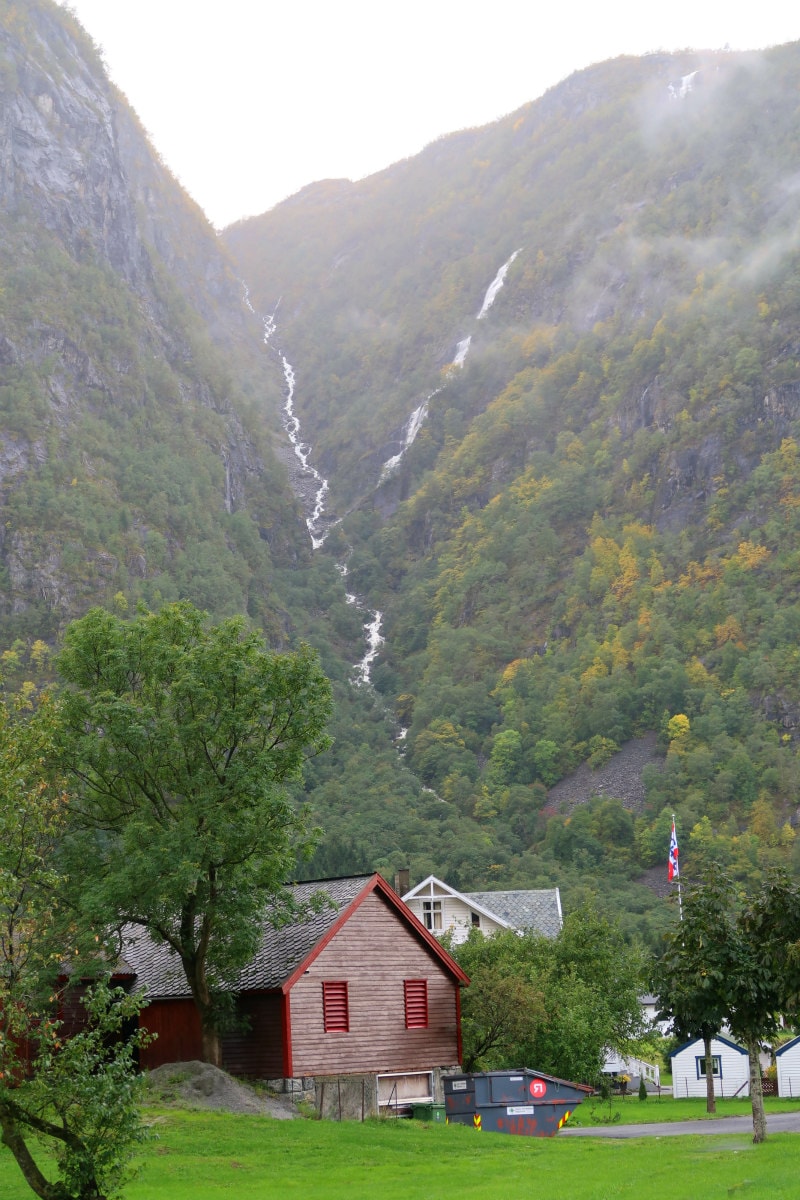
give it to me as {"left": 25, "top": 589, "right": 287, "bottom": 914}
{"left": 280, "top": 355, "right": 329, "bottom": 549}
{"left": 477, "top": 249, "right": 521, "bottom": 319}
{"left": 242, "top": 282, "right": 330, "bottom": 548}
{"left": 454, "top": 335, "right": 472, "bottom": 367}
{"left": 379, "top": 393, "right": 438, "bottom": 481}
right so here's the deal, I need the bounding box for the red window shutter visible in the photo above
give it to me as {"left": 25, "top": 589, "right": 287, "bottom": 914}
{"left": 404, "top": 979, "right": 428, "bottom": 1028}
{"left": 322, "top": 981, "right": 349, "bottom": 1032}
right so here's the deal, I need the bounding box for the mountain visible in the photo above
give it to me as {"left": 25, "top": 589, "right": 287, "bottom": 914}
{"left": 7, "top": 2, "right": 800, "bottom": 944}
{"left": 0, "top": 0, "right": 494, "bottom": 915}
{"left": 224, "top": 43, "right": 800, "bottom": 934}
{"left": 0, "top": 0, "right": 315, "bottom": 644}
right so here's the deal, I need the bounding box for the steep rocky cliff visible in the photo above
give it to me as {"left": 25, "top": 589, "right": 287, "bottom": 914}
{"left": 0, "top": 0, "right": 307, "bottom": 643}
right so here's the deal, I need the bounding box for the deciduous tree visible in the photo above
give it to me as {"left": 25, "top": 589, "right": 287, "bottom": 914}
{"left": 0, "top": 689, "right": 147, "bottom": 1200}
{"left": 55, "top": 601, "right": 332, "bottom": 1065}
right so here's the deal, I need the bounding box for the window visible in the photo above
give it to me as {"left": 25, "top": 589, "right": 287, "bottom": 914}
{"left": 695, "top": 1055, "right": 722, "bottom": 1079}
{"left": 422, "top": 900, "right": 442, "bottom": 931}
{"left": 471, "top": 911, "right": 481, "bottom": 928}
{"left": 404, "top": 979, "right": 428, "bottom": 1028}
{"left": 322, "top": 981, "right": 349, "bottom": 1032}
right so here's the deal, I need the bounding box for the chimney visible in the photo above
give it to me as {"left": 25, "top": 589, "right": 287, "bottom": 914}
{"left": 394, "top": 867, "right": 410, "bottom": 897}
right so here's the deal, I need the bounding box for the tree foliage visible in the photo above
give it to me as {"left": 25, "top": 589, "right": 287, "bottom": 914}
{"left": 655, "top": 872, "right": 800, "bottom": 1141}
{"left": 55, "top": 601, "right": 332, "bottom": 1064}
{"left": 450, "top": 905, "right": 645, "bottom": 1083}
{"left": 0, "top": 688, "right": 148, "bottom": 1200}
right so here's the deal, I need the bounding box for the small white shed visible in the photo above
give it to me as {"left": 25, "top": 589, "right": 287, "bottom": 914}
{"left": 776, "top": 1035, "right": 800, "bottom": 1098}
{"left": 669, "top": 1035, "right": 749, "bottom": 1099}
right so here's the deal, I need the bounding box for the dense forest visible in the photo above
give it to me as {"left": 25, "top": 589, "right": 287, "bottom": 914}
{"left": 4, "top": 2, "right": 800, "bottom": 945}
{"left": 225, "top": 44, "right": 800, "bottom": 941}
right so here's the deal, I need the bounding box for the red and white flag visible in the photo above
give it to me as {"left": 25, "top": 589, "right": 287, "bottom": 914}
{"left": 668, "top": 819, "right": 680, "bottom": 881}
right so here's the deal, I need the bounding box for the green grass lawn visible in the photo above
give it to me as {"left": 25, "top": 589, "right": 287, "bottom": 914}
{"left": 568, "top": 1094, "right": 800, "bottom": 1126}
{"left": 2, "top": 1109, "right": 800, "bottom": 1200}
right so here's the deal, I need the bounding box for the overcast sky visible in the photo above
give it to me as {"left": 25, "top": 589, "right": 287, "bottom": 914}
{"left": 61, "top": 1, "right": 799, "bottom": 230}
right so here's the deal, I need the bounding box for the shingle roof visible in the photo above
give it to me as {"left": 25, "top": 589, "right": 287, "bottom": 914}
{"left": 462, "top": 888, "right": 562, "bottom": 938}
{"left": 120, "top": 875, "right": 373, "bottom": 1000}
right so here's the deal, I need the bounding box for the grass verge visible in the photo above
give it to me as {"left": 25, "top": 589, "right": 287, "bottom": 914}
{"left": 2, "top": 1109, "right": 800, "bottom": 1200}
{"left": 568, "top": 1094, "right": 800, "bottom": 1126}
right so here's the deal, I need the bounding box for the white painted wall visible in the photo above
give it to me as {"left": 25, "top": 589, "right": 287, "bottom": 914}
{"left": 670, "top": 1037, "right": 749, "bottom": 1099}
{"left": 777, "top": 1039, "right": 800, "bottom": 1099}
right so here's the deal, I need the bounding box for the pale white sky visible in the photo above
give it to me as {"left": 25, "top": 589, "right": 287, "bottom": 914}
{"left": 61, "top": 1, "right": 798, "bottom": 230}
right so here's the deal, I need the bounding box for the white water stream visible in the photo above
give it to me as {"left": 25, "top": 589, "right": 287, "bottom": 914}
{"left": 380, "top": 249, "right": 522, "bottom": 480}
{"left": 477, "top": 249, "right": 521, "bottom": 319}
{"left": 243, "top": 248, "right": 522, "bottom": 684}
{"left": 244, "top": 284, "right": 385, "bottom": 682}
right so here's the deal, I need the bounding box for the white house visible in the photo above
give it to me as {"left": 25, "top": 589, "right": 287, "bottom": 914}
{"left": 669, "top": 1035, "right": 750, "bottom": 1099}
{"left": 776, "top": 1035, "right": 800, "bottom": 1098}
{"left": 401, "top": 875, "right": 562, "bottom": 945}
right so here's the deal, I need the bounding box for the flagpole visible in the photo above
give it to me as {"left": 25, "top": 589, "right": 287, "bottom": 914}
{"left": 670, "top": 812, "right": 683, "bottom": 921}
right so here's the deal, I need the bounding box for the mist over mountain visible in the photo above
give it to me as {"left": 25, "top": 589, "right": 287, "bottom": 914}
{"left": 226, "top": 42, "right": 800, "bottom": 934}
{"left": 5, "top": 1, "right": 800, "bottom": 942}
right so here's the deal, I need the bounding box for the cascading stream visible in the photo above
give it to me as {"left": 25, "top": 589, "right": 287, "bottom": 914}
{"left": 244, "top": 285, "right": 382, "bottom": 682}
{"left": 380, "top": 248, "right": 522, "bottom": 480}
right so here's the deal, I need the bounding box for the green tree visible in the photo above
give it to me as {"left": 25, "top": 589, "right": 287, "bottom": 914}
{"left": 729, "top": 872, "right": 800, "bottom": 1143}
{"left": 55, "top": 601, "right": 333, "bottom": 1066}
{"left": 655, "top": 871, "right": 800, "bottom": 1141}
{"left": 652, "top": 876, "right": 733, "bottom": 1114}
{"left": 449, "top": 905, "right": 644, "bottom": 1084}
{"left": 0, "top": 688, "right": 148, "bottom": 1200}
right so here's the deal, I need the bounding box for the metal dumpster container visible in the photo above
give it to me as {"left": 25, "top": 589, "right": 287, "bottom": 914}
{"left": 444, "top": 1069, "right": 592, "bottom": 1137}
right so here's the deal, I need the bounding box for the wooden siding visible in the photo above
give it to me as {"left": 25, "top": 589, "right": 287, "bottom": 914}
{"left": 405, "top": 894, "right": 505, "bottom": 943}
{"left": 671, "top": 1037, "right": 749, "bottom": 1099}
{"left": 777, "top": 1039, "right": 800, "bottom": 1098}
{"left": 289, "top": 890, "right": 460, "bottom": 1077}
{"left": 139, "top": 998, "right": 203, "bottom": 1069}
{"left": 221, "top": 993, "right": 284, "bottom": 1079}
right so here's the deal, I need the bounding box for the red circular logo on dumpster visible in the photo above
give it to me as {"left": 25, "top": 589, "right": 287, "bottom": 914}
{"left": 530, "top": 1078, "right": 547, "bottom": 1099}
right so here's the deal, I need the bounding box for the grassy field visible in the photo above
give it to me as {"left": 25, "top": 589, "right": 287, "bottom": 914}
{"left": 568, "top": 1094, "right": 800, "bottom": 1126}
{"left": 2, "top": 1109, "right": 800, "bottom": 1200}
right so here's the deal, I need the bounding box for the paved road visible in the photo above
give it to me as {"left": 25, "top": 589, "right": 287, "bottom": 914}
{"left": 560, "top": 1111, "right": 800, "bottom": 1138}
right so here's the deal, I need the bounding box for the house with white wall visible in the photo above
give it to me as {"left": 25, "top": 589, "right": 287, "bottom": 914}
{"left": 401, "top": 875, "right": 562, "bottom": 944}
{"left": 669, "top": 1035, "right": 749, "bottom": 1099}
{"left": 776, "top": 1035, "right": 800, "bottom": 1098}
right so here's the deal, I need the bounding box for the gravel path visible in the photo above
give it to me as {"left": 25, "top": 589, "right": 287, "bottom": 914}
{"left": 560, "top": 1111, "right": 800, "bottom": 1138}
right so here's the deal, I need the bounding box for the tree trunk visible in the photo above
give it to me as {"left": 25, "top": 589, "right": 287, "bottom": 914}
{"left": 703, "top": 1032, "right": 716, "bottom": 1115}
{"left": 0, "top": 1101, "right": 105, "bottom": 1199}
{"left": 0, "top": 1108, "right": 67, "bottom": 1200}
{"left": 184, "top": 958, "right": 222, "bottom": 1067}
{"left": 201, "top": 1021, "right": 222, "bottom": 1068}
{"left": 747, "top": 1037, "right": 767, "bottom": 1144}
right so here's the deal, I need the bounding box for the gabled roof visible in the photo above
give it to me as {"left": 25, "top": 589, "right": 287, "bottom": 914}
{"left": 668, "top": 1033, "right": 747, "bottom": 1059}
{"left": 403, "top": 875, "right": 563, "bottom": 939}
{"left": 120, "top": 873, "right": 468, "bottom": 1001}
{"left": 775, "top": 1034, "right": 800, "bottom": 1058}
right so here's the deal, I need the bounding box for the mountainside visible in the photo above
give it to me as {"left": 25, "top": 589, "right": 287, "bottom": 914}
{"left": 225, "top": 42, "right": 800, "bottom": 932}
{"left": 0, "top": 0, "right": 494, "bottom": 915}
{"left": 7, "top": 2, "right": 800, "bottom": 945}
{"left": 0, "top": 0, "right": 312, "bottom": 644}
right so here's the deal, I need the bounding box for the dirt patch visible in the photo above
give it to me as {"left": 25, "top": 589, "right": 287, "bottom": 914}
{"left": 145, "top": 1061, "right": 299, "bottom": 1119}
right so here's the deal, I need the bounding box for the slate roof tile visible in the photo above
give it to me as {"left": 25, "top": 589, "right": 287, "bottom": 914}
{"left": 120, "top": 875, "right": 372, "bottom": 999}
{"left": 463, "top": 888, "right": 562, "bottom": 938}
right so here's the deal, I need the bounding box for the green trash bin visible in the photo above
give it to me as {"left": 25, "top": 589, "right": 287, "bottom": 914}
{"left": 412, "top": 1103, "right": 446, "bottom": 1122}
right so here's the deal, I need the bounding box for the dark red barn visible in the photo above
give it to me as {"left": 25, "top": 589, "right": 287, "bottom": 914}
{"left": 120, "top": 874, "right": 469, "bottom": 1116}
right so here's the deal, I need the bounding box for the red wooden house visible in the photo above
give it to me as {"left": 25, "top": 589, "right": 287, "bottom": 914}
{"left": 120, "top": 874, "right": 469, "bottom": 1114}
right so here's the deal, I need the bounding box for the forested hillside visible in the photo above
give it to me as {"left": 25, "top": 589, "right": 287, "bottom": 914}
{"left": 7, "top": 1, "right": 800, "bottom": 946}
{"left": 0, "top": 0, "right": 496, "bottom": 918}
{"left": 225, "top": 43, "right": 800, "bottom": 938}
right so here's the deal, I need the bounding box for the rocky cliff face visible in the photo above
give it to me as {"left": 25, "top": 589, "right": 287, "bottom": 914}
{"left": 0, "top": 1, "right": 305, "bottom": 641}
